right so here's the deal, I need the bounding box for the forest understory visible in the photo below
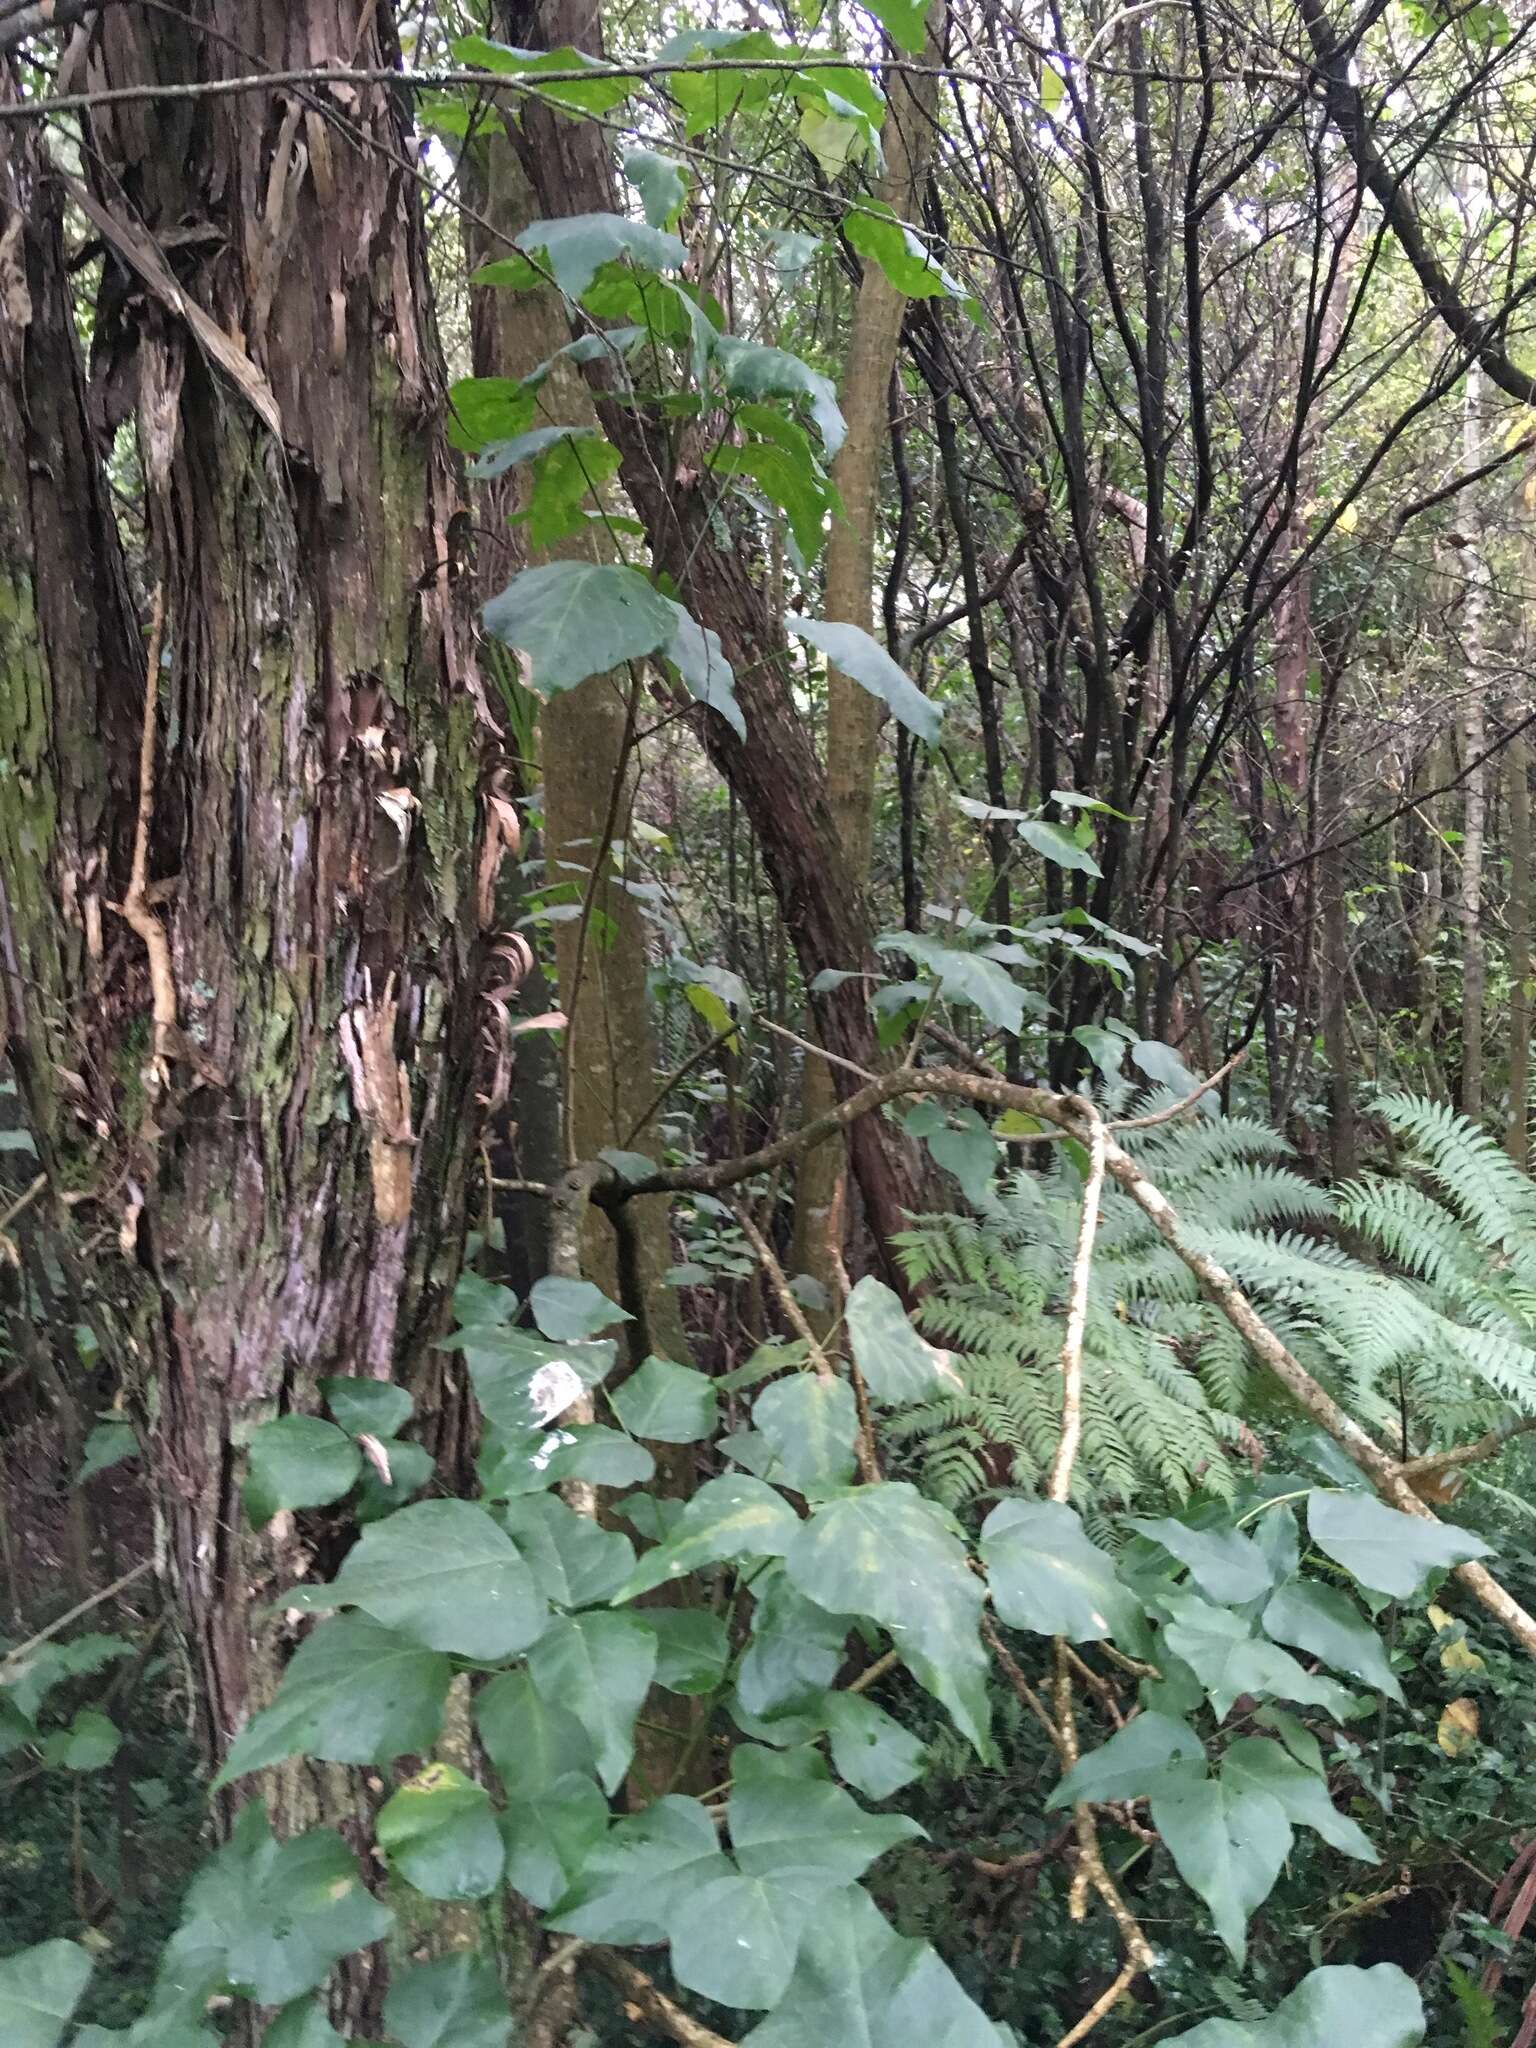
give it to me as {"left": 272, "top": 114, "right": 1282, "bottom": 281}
{"left": 10, "top": 0, "right": 1536, "bottom": 2044}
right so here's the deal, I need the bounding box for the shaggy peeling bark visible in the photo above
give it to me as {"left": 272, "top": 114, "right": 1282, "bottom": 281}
{"left": 0, "top": 3, "right": 489, "bottom": 1898}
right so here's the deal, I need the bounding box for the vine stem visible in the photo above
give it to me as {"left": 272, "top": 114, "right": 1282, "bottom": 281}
{"left": 1046, "top": 1106, "right": 1107, "bottom": 1505}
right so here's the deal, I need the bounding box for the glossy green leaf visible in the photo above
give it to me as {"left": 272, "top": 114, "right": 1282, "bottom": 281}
{"left": 535, "top": 1425, "right": 655, "bottom": 1489}
{"left": 289, "top": 1500, "right": 546, "bottom": 1660}
{"left": 1221, "top": 1737, "right": 1377, "bottom": 1860}
{"left": 845, "top": 202, "right": 961, "bottom": 298}
{"left": 713, "top": 441, "right": 831, "bottom": 566}
{"left": 1128, "top": 1516, "right": 1275, "bottom": 1606}
{"left": 753, "top": 1375, "right": 859, "bottom": 1493}
{"left": 860, "top": 0, "right": 931, "bottom": 50}
{"left": 878, "top": 931, "right": 1021, "bottom": 1033}
{"left": 528, "top": 1611, "right": 657, "bottom": 1793}
{"left": 319, "top": 1377, "right": 413, "bottom": 1440}
{"left": 550, "top": 1794, "right": 730, "bottom": 1942}
{"left": 843, "top": 1277, "right": 962, "bottom": 1409}
{"left": 983, "top": 1500, "right": 1143, "bottom": 1641}
{"left": 452, "top": 37, "right": 637, "bottom": 115}
{"left": 1262, "top": 1580, "right": 1404, "bottom": 1702}
{"left": 1047, "top": 1710, "right": 1205, "bottom": 1809}
{"left": 821, "top": 1691, "right": 928, "bottom": 1798}
{"left": 787, "top": 615, "right": 938, "bottom": 739}
{"left": 446, "top": 375, "right": 536, "bottom": 451}
{"left": 496, "top": 1493, "right": 635, "bottom": 1608}
{"left": 715, "top": 337, "right": 846, "bottom": 456}
{"left": 737, "top": 1572, "right": 851, "bottom": 1717}
{"left": 484, "top": 561, "right": 676, "bottom": 696}
{"left": 1162, "top": 1595, "right": 1354, "bottom": 1719}
{"left": 355, "top": 1439, "right": 435, "bottom": 1523}
{"left": 624, "top": 147, "right": 689, "bottom": 226}
{"left": 615, "top": 1474, "right": 801, "bottom": 1598}
{"left": 660, "top": 601, "right": 747, "bottom": 736}
{"left": 500, "top": 1770, "right": 609, "bottom": 1910}
{"left": 631, "top": 1607, "right": 731, "bottom": 1694}
{"left": 1130, "top": 1037, "right": 1207, "bottom": 1102}
{"left": 844, "top": 1276, "right": 963, "bottom": 1406}
{"left": 243, "top": 1416, "right": 361, "bottom": 1528}
{"left": 175, "top": 1807, "right": 392, "bottom": 2007}
{"left": 738, "top": 1884, "right": 1007, "bottom": 2048}
{"left": 529, "top": 1274, "right": 629, "bottom": 1340}
{"left": 1016, "top": 816, "right": 1102, "bottom": 876}
{"left": 0, "top": 1940, "right": 93, "bottom": 2048}
{"left": 730, "top": 1745, "right": 924, "bottom": 1886}
{"left": 219, "top": 1605, "right": 454, "bottom": 1785}
{"left": 1, "top": 1634, "right": 128, "bottom": 1727}
{"left": 466, "top": 421, "right": 598, "bottom": 480}
{"left": 1166, "top": 1963, "right": 1424, "bottom": 2046}
{"left": 383, "top": 1953, "right": 511, "bottom": 2048}
{"left": 448, "top": 1321, "right": 614, "bottom": 1436}
{"left": 1306, "top": 1490, "right": 1491, "bottom": 1599}
{"left": 1150, "top": 1759, "right": 1291, "bottom": 1964}
{"left": 514, "top": 211, "right": 686, "bottom": 299}
{"left": 784, "top": 1483, "right": 991, "bottom": 1752}
{"left": 520, "top": 435, "right": 624, "bottom": 547}
{"left": 476, "top": 1668, "right": 595, "bottom": 1801}
{"left": 610, "top": 1354, "right": 719, "bottom": 1443}
{"left": 925, "top": 1106, "right": 1000, "bottom": 1204}
{"left": 377, "top": 1762, "right": 505, "bottom": 1901}
{"left": 673, "top": 1872, "right": 811, "bottom": 2009}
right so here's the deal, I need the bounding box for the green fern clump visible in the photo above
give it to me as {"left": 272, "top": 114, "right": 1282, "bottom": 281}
{"left": 891, "top": 1105, "right": 1331, "bottom": 1510}
{"left": 891, "top": 1088, "right": 1536, "bottom": 1514}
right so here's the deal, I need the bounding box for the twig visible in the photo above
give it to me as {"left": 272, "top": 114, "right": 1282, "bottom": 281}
{"left": 621, "top": 1024, "right": 739, "bottom": 1149}
{"left": 108, "top": 587, "right": 178, "bottom": 1090}
{"left": 1398, "top": 1413, "right": 1536, "bottom": 1478}
{"left": 1054, "top": 1958, "right": 1144, "bottom": 2048}
{"left": 982, "top": 1616, "right": 1067, "bottom": 1759}
{"left": 759, "top": 1014, "right": 879, "bottom": 1083}
{"left": 1050, "top": 1639, "right": 1157, "bottom": 2045}
{"left": 729, "top": 1202, "right": 880, "bottom": 1481}
{"left": 1108, "top": 1049, "right": 1245, "bottom": 1129}
{"left": 847, "top": 1646, "right": 901, "bottom": 1693}
{"left": 1046, "top": 1108, "right": 1107, "bottom": 1504}
{"left": 587, "top": 1951, "right": 737, "bottom": 2048}
{"left": 1095, "top": 1128, "right": 1536, "bottom": 1656}
{"left": 0, "top": 1560, "right": 153, "bottom": 1674}
{"left": 0, "top": 1172, "right": 46, "bottom": 1265}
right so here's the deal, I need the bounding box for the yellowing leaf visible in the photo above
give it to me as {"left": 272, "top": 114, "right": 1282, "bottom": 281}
{"left": 1505, "top": 408, "right": 1536, "bottom": 451}
{"left": 1337, "top": 500, "right": 1359, "bottom": 534}
{"left": 799, "top": 106, "right": 862, "bottom": 178}
{"left": 1427, "top": 1605, "right": 1486, "bottom": 1674}
{"left": 1437, "top": 1696, "right": 1479, "bottom": 1756}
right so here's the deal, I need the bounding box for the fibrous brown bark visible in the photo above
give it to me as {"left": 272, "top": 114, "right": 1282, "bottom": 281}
{"left": 0, "top": 1, "right": 490, "bottom": 1848}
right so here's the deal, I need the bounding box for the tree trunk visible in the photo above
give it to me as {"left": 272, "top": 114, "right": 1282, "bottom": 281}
{"left": 791, "top": 22, "right": 944, "bottom": 1311}
{"left": 466, "top": 110, "right": 689, "bottom": 1361}
{"left": 1458, "top": 356, "right": 1489, "bottom": 1120}
{"left": 1507, "top": 725, "right": 1530, "bottom": 1164}
{"left": 0, "top": 0, "right": 488, "bottom": 1856}
{"left": 507, "top": 0, "right": 935, "bottom": 1281}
